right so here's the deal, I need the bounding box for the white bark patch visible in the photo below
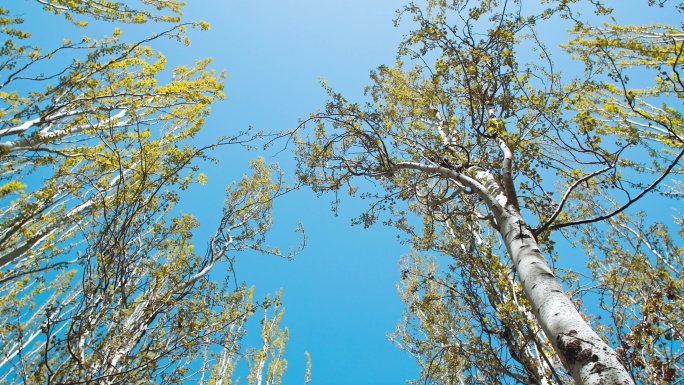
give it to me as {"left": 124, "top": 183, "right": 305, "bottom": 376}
{"left": 495, "top": 212, "right": 635, "bottom": 385}
{"left": 474, "top": 169, "right": 507, "bottom": 206}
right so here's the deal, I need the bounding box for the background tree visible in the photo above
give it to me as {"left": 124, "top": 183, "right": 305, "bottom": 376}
{"left": 0, "top": 2, "right": 304, "bottom": 384}
{"left": 294, "top": 0, "right": 683, "bottom": 384}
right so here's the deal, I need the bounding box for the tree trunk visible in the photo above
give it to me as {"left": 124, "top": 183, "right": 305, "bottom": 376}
{"left": 391, "top": 130, "right": 636, "bottom": 384}
{"left": 494, "top": 203, "right": 633, "bottom": 385}
{"left": 457, "top": 141, "right": 635, "bottom": 384}
{"left": 393, "top": 158, "right": 635, "bottom": 384}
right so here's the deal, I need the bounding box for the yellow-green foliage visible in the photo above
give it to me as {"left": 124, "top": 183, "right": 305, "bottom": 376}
{"left": 0, "top": 2, "right": 296, "bottom": 385}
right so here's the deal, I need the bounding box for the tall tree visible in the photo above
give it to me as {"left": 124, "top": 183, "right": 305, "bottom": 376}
{"left": 0, "top": 2, "right": 303, "bottom": 384}
{"left": 0, "top": 4, "right": 222, "bottom": 273}
{"left": 0, "top": 159, "right": 300, "bottom": 384}
{"left": 294, "top": 0, "right": 683, "bottom": 384}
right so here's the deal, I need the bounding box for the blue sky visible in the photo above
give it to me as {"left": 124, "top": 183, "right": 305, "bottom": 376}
{"left": 175, "top": 1, "right": 419, "bottom": 383}
{"left": 17, "top": 1, "right": 682, "bottom": 384}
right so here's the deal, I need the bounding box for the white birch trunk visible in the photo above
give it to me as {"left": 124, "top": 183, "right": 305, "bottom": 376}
{"left": 0, "top": 109, "right": 128, "bottom": 153}
{"left": 98, "top": 233, "right": 231, "bottom": 381}
{"left": 495, "top": 209, "right": 632, "bottom": 384}
{"left": 393, "top": 145, "right": 635, "bottom": 384}
{"left": 469, "top": 163, "right": 634, "bottom": 385}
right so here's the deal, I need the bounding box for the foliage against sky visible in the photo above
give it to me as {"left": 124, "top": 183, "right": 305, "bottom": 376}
{"left": 0, "top": 1, "right": 303, "bottom": 384}
{"left": 293, "top": 0, "right": 683, "bottom": 383}
{"left": 1, "top": 0, "right": 682, "bottom": 385}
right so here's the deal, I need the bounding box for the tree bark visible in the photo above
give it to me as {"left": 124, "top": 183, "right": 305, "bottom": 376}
{"left": 392, "top": 155, "right": 635, "bottom": 384}
{"left": 468, "top": 154, "right": 633, "bottom": 384}
{"left": 495, "top": 208, "right": 633, "bottom": 385}
{"left": 475, "top": 141, "right": 634, "bottom": 384}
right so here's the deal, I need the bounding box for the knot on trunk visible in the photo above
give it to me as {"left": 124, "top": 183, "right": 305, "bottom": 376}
{"left": 556, "top": 330, "right": 599, "bottom": 367}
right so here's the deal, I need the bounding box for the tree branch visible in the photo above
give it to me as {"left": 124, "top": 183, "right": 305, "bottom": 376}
{"left": 533, "top": 164, "right": 614, "bottom": 237}
{"left": 548, "top": 146, "right": 684, "bottom": 231}
{"left": 499, "top": 138, "right": 520, "bottom": 212}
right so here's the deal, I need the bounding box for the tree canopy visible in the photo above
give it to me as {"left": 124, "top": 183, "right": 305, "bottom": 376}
{"left": 294, "top": 0, "right": 683, "bottom": 384}
{"left": 0, "top": 2, "right": 304, "bottom": 384}
{"left": 2, "top": 1, "right": 683, "bottom": 384}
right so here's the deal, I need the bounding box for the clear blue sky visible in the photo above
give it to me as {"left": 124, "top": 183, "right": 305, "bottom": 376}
{"left": 179, "top": 1, "right": 420, "bottom": 384}
{"left": 19, "top": 1, "right": 681, "bottom": 384}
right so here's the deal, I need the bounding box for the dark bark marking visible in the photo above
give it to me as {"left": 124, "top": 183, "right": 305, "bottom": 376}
{"left": 557, "top": 330, "right": 600, "bottom": 368}
{"left": 577, "top": 348, "right": 598, "bottom": 362}
{"left": 516, "top": 219, "right": 533, "bottom": 232}
{"left": 559, "top": 338, "right": 582, "bottom": 363}
{"left": 589, "top": 362, "right": 607, "bottom": 374}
